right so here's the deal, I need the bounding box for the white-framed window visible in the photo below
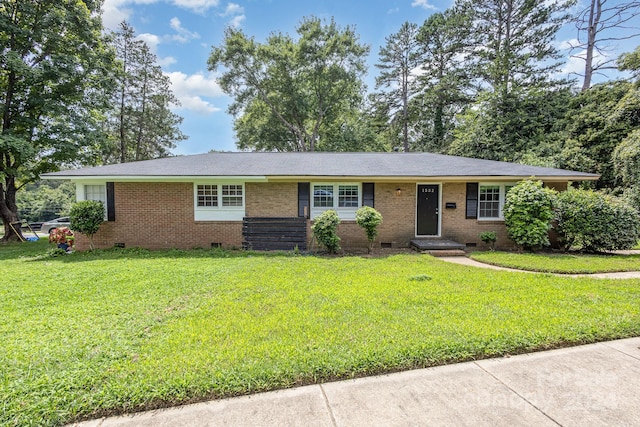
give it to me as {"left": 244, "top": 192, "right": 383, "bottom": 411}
{"left": 194, "top": 183, "right": 245, "bottom": 221}
{"left": 311, "top": 183, "right": 361, "bottom": 219}
{"left": 222, "top": 184, "right": 243, "bottom": 207}
{"left": 478, "top": 183, "right": 515, "bottom": 220}
{"left": 84, "top": 184, "right": 107, "bottom": 219}
{"left": 197, "top": 184, "right": 218, "bottom": 207}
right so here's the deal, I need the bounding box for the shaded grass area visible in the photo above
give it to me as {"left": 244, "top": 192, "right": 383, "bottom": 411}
{"left": 470, "top": 251, "right": 640, "bottom": 274}
{"left": 2, "top": 240, "right": 640, "bottom": 426}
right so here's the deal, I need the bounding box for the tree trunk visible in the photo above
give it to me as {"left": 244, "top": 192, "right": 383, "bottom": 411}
{"left": 582, "top": 0, "right": 600, "bottom": 92}
{"left": 0, "top": 178, "right": 24, "bottom": 242}
{"left": 135, "top": 71, "right": 148, "bottom": 161}
{"left": 402, "top": 67, "right": 410, "bottom": 152}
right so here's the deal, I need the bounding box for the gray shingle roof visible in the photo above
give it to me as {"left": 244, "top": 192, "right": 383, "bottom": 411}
{"left": 43, "top": 152, "right": 600, "bottom": 180}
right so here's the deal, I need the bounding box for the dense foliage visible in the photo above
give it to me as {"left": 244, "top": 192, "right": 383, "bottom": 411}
{"left": 16, "top": 181, "right": 75, "bottom": 222}
{"left": 208, "top": 16, "right": 370, "bottom": 152}
{"left": 69, "top": 200, "right": 105, "bottom": 251}
{"left": 103, "top": 21, "right": 186, "bottom": 164}
{"left": 503, "top": 180, "right": 556, "bottom": 250}
{"left": 355, "top": 206, "right": 383, "bottom": 253}
{"left": 0, "top": 0, "right": 110, "bottom": 241}
{"left": 311, "top": 209, "right": 341, "bottom": 253}
{"left": 554, "top": 189, "right": 640, "bottom": 252}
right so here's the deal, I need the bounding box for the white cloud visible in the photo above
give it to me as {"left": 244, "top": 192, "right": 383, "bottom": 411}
{"left": 168, "top": 17, "right": 201, "bottom": 43}
{"left": 229, "top": 14, "right": 246, "bottom": 28}
{"left": 137, "top": 33, "right": 161, "bottom": 52}
{"left": 558, "top": 38, "right": 610, "bottom": 79}
{"left": 219, "top": 2, "right": 245, "bottom": 28}
{"left": 172, "top": 0, "right": 219, "bottom": 13}
{"left": 102, "top": 0, "right": 218, "bottom": 29}
{"left": 166, "top": 71, "right": 224, "bottom": 114}
{"left": 411, "top": 0, "right": 437, "bottom": 10}
{"left": 220, "top": 2, "right": 244, "bottom": 16}
{"left": 387, "top": 7, "right": 400, "bottom": 15}
{"left": 158, "top": 56, "right": 177, "bottom": 67}
{"left": 101, "top": 0, "right": 134, "bottom": 29}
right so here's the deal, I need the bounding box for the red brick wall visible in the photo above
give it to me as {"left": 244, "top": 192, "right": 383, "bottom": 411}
{"left": 74, "top": 180, "right": 567, "bottom": 251}
{"left": 74, "top": 182, "right": 243, "bottom": 250}
{"left": 245, "top": 182, "right": 297, "bottom": 216}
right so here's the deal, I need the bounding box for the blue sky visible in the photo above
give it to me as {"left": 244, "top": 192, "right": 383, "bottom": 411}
{"left": 101, "top": 0, "right": 640, "bottom": 155}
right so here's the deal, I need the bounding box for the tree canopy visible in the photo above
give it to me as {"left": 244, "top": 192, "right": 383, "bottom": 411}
{"left": 208, "top": 16, "right": 370, "bottom": 152}
{"left": 1, "top": 0, "right": 111, "bottom": 241}
{"left": 103, "top": 21, "right": 186, "bottom": 164}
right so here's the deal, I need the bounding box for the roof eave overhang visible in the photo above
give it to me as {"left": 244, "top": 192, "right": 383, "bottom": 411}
{"left": 45, "top": 175, "right": 270, "bottom": 182}
{"left": 265, "top": 175, "right": 601, "bottom": 182}
{"left": 45, "top": 174, "right": 600, "bottom": 182}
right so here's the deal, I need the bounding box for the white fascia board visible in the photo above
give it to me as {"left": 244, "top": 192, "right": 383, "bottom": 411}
{"left": 266, "top": 175, "right": 599, "bottom": 182}
{"left": 59, "top": 176, "right": 268, "bottom": 183}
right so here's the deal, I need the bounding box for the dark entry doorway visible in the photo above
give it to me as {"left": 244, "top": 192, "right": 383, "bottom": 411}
{"left": 416, "top": 184, "right": 440, "bottom": 236}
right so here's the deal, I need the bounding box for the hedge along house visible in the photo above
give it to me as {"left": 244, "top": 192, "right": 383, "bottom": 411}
{"left": 43, "top": 152, "right": 599, "bottom": 251}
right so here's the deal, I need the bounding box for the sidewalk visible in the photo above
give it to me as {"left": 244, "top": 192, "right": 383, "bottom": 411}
{"left": 74, "top": 337, "right": 640, "bottom": 426}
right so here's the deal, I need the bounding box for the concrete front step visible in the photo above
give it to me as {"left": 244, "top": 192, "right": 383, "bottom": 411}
{"left": 410, "top": 239, "right": 466, "bottom": 251}
{"left": 425, "top": 249, "right": 467, "bottom": 257}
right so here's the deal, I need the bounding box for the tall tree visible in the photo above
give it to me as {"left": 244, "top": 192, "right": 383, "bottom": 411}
{"left": 569, "top": 0, "right": 640, "bottom": 91}
{"left": 208, "top": 16, "right": 369, "bottom": 152}
{"left": 413, "top": 8, "right": 473, "bottom": 152}
{"left": 373, "top": 22, "right": 421, "bottom": 152}
{"left": 104, "top": 21, "right": 185, "bottom": 164}
{"left": 450, "top": 0, "right": 574, "bottom": 161}
{"left": 463, "top": 0, "right": 573, "bottom": 95}
{"left": 0, "top": 0, "right": 111, "bottom": 241}
{"left": 558, "top": 81, "right": 633, "bottom": 187}
{"left": 613, "top": 46, "right": 640, "bottom": 199}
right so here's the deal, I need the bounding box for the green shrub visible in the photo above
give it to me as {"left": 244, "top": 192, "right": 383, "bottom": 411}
{"left": 503, "top": 180, "right": 556, "bottom": 251}
{"left": 355, "top": 206, "right": 383, "bottom": 253}
{"left": 555, "top": 189, "right": 640, "bottom": 252}
{"left": 479, "top": 231, "right": 497, "bottom": 250}
{"left": 311, "top": 210, "right": 341, "bottom": 253}
{"left": 69, "top": 200, "right": 105, "bottom": 251}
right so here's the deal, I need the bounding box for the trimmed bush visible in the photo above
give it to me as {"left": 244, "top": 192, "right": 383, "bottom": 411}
{"left": 311, "top": 210, "right": 341, "bottom": 253}
{"left": 355, "top": 206, "right": 383, "bottom": 254}
{"left": 555, "top": 189, "right": 640, "bottom": 252}
{"left": 479, "top": 231, "right": 497, "bottom": 251}
{"left": 503, "top": 180, "right": 556, "bottom": 251}
{"left": 70, "top": 200, "right": 105, "bottom": 251}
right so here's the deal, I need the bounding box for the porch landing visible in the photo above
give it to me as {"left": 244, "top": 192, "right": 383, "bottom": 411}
{"left": 410, "top": 239, "right": 466, "bottom": 253}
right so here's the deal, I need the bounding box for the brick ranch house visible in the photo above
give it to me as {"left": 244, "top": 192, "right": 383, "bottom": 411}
{"left": 44, "top": 152, "right": 599, "bottom": 251}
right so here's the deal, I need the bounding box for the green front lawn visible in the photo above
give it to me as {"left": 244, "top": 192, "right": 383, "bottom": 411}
{"left": 471, "top": 251, "right": 640, "bottom": 274}
{"left": 2, "top": 240, "right": 640, "bottom": 426}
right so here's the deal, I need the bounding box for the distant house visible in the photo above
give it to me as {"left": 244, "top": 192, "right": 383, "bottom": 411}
{"left": 43, "top": 152, "right": 599, "bottom": 251}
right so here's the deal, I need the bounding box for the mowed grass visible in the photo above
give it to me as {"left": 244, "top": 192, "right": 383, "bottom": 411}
{"left": 2, "top": 240, "right": 640, "bottom": 426}
{"left": 471, "top": 251, "right": 640, "bottom": 274}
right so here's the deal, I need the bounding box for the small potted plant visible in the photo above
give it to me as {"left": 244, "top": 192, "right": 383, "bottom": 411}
{"left": 49, "top": 227, "right": 74, "bottom": 252}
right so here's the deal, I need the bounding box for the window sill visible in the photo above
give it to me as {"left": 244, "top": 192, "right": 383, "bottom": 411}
{"left": 477, "top": 218, "right": 504, "bottom": 223}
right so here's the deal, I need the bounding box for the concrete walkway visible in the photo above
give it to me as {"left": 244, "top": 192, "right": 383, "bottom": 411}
{"left": 439, "top": 256, "right": 640, "bottom": 279}
{"left": 73, "top": 337, "right": 640, "bottom": 427}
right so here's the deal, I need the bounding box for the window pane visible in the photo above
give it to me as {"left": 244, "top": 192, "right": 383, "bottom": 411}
{"left": 197, "top": 184, "right": 218, "bottom": 207}
{"left": 313, "top": 185, "right": 334, "bottom": 207}
{"left": 479, "top": 185, "right": 500, "bottom": 218}
{"left": 338, "top": 185, "right": 359, "bottom": 207}
{"left": 85, "top": 185, "right": 106, "bottom": 205}
{"left": 222, "top": 185, "right": 243, "bottom": 207}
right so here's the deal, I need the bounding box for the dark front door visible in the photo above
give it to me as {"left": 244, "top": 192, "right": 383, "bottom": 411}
{"left": 416, "top": 184, "right": 440, "bottom": 236}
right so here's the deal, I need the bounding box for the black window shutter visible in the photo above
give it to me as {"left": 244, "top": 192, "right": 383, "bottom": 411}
{"left": 466, "top": 183, "right": 478, "bottom": 219}
{"left": 298, "top": 183, "right": 310, "bottom": 217}
{"left": 106, "top": 182, "right": 116, "bottom": 221}
{"left": 362, "top": 183, "right": 374, "bottom": 207}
